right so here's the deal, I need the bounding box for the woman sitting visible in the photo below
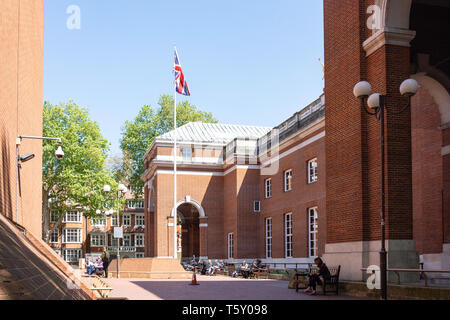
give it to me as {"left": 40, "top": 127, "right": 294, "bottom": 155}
{"left": 304, "top": 257, "right": 331, "bottom": 295}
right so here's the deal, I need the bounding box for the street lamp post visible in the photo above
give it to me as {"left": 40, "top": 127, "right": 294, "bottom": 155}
{"left": 103, "top": 184, "right": 127, "bottom": 279}
{"left": 353, "top": 78, "right": 419, "bottom": 300}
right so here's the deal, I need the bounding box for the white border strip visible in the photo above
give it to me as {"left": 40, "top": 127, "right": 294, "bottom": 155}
{"left": 261, "top": 131, "right": 325, "bottom": 168}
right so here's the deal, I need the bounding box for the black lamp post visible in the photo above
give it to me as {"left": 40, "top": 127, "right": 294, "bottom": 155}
{"left": 353, "top": 78, "right": 419, "bottom": 300}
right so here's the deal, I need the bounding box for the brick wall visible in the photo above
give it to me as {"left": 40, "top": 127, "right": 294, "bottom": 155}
{"left": 0, "top": 0, "right": 44, "bottom": 237}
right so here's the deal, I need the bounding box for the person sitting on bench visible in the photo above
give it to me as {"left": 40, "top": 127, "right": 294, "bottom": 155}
{"left": 304, "top": 257, "right": 331, "bottom": 295}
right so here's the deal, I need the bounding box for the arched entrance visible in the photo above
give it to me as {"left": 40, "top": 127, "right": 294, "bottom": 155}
{"left": 177, "top": 203, "right": 200, "bottom": 259}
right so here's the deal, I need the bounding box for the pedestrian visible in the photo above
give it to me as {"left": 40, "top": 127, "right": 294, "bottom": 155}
{"left": 101, "top": 248, "right": 110, "bottom": 278}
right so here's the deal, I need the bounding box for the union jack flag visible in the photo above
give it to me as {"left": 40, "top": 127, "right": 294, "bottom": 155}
{"left": 173, "top": 48, "right": 190, "bottom": 96}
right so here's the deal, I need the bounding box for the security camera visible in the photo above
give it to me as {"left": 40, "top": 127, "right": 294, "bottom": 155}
{"left": 55, "top": 145, "right": 64, "bottom": 159}
{"left": 19, "top": 153, "right": 35, "bottom": 163}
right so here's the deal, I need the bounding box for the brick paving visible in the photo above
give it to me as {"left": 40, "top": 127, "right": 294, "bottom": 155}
{"left": 101, "top": 275, "right": 365, "bottom": 300}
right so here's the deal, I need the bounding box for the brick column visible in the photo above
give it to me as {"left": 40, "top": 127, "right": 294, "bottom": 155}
{"left": 323, "top": 0, "right": 419, "bottom": 282}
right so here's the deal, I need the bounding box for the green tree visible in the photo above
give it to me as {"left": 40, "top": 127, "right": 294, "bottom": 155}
{"left": 42, "top": 101, "right": 118, "bottom": 242}
{"left": 120, "top": 94, "right": 217, "bottom": 195}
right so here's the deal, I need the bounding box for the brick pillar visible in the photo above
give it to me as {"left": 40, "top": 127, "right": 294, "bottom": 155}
{"left": 443, "top": 127, "right": 450, "bottom": 245}
{"left": 323, "top": 0, "right": 419, "bottom": 282}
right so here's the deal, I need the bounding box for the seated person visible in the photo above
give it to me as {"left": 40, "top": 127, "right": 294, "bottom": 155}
{"left": 86, "top": 259, "right": 95, "bottom": 275}
{"left": 218, "top": 260, "right": 225, "bottom": 271}
{"left": 200, "top": 260, "right": 210, "bottom": 275}
{"left": 239, "top": 260, "right": 251, "bottom": 278}
{"left": 187, "top": 259, "right": 197, "bottom": 271}
{"left": 209, "top": 259, "right": 221, "bottom": 275}
{"left": 95, "top": 257, "right": 104, "bottom": 274}
{"left": 251, "top": 259, "right": 263, "bottom": 271}
{"left": 304, "top": 257, "right": 331, "bottom": 295}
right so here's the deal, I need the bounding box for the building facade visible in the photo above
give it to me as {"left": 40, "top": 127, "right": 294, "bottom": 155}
{"left": 142, "top": 96, "right": 326, "bottom": 266}
{"left": 48, "top": 191, "right": 146, "bottom": 264}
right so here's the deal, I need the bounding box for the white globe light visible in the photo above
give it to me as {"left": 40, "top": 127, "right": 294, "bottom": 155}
{"left": 353, "top": 81, "right": 372, "bottom": 99}
{"left": 367, "top": 93, "right": 381, "bottom": 109}
{"left": 103, "top": 185, "right": 111, "bottom": 192}
{"left": 118, "top": 184, "right": 126, "bottom": 192}
{"left": 400, "top": 78, "right": 419, "bottom": 97}
{"left": 96, "top": 209, "right": 101, "bottom": 214}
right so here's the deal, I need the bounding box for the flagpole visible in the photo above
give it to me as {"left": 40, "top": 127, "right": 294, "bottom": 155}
{"left": 173, "top": 45, "right": 178, "bottom": 260}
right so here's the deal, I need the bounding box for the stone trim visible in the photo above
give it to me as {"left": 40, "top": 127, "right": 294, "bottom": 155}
{"left": 363, "top": 27, "right": 416, "bottom": 57}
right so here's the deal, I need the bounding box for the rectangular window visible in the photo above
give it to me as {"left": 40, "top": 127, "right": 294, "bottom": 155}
{"left": 135, "top": 234, "right": 145, "bottom": 247}
{"left": 181, "top": 147, "right": 193, "bottom": 161}
{"left": 123, "top": 214, "right": 131, "bottom": 226}
{"left": 253, "top": 200, "right": 261, "bottom": 213}
{"left": 63, "top": 249, "right": 82, "bottom": 263}
{"left": 308, "top": 207, "right": 319, "bottom": 258}
{"left": 111, "top": 237, "right": 119, "bottom": 247}
{"left": 135, "top": 252, "right": 145, "bottom": 258}
{"left": 285, "top": 213, "right": 293, "bottom": 258}
{"left": 308, "top": 158, "right": 318, "bottom": 184}
{"left": 91, "top": 234, "right": 106, "bottom": 247}
{"left": 111, "top": 215, "right": 119, "bottom": 227}
{"left": 50, "top": 211, "right": 58, "bottom": 223}
{"left": 63, "top": 211, "right": 82, "bottom": 223}
{"left": 265, "top": 178, "right": 272, "bottom": 199}
{"left": 284, "top": 170, "right": 293, "bottom": 192}
{"left": 62, "top": 228, "right": 82, "bottom": 244}
{"left": 50, "top": 229, "right": 59, "bottom": 244}
{"left": 91, "top": 215, "right": 106, "bottom": 227}
{"left": 227, "top": 233, "right": 234, "bottom": 259}
{"left": 135, "top": 215, "right": 145, "bottom": 227}
{"left": 123, "top": 234, "right": 131, "bottom": 247}
{"left": 265, "top": 218, "right": 272, "bottom": 258}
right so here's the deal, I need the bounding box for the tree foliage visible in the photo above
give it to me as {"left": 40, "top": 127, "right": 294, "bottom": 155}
{"left": 42, "top": 101, "right": 118, "bottom": 240}
{"left": 120, "top": 94, "right": 218, "bottom": 195}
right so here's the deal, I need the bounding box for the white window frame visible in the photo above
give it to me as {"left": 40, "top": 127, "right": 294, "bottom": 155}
{"left": 123, "top": 214, "right": 131, "bottom": 227}
{"left": 227, "top": 233, "right": 234, "bottom": 259}
{"left": 285, "top": 213, "right": 293, "bottom": 258}
{"left": 63, "top": 211, "right": 82, "bottom": 223}
{"left": 181, "top": 147, "right": 193, "bottom": 161}
{"left": 265, "top": 178, "right": 272, "bottom": 199}
{"left": 111, "top": 215, "right": 119, "bottom": 227}
{"left": 63, "top": 249, "right": 82, "bottom": 263}
{"left": 265, "top": 218, "right": 272, "bottom": 259}
{"left": 253, "top": 200, "right": 261, "bottom": 213}
{"left": 308, "top": 207, "right": 319, "bottom": 258}
{"left": 135, "top": 215, "right": 145, "bottom": 227}
{"left": 91, "top": 215, "right": 106, "bottom": 227}
{"left": 135, "top": 252, "right": 145, "bottom": 258}
{"left": 135, "top": 234, "right": 145, "bottom": 247}
{"left": 50, "top": 229, "right": 59, "bottom": 244}
{"left": 123, "top": 234, "right": 131, "bottom": 247}
{"left": 62, "top": 228, "right": 82, "bottom": 244}
{"left": 284, "top": 169, "right": 293, "bottom": 192}
{"left": 308, "top": 158, "right": 318, "bottom": 184}
{"left": 90, "top": 234, "right": 107, "bottom": 247}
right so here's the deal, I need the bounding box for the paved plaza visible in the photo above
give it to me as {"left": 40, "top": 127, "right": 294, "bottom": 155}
{"left": 98, "top": 275, "right": 365, "bottom": 300}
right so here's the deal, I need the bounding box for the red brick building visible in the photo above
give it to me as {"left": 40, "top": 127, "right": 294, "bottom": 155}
{"left": 142, "top": 96, "right": 326, "bottom": 267}
{"left": 143, "top": 1, "right": 450, "bottom": 282}
{"left": 47, "top": 191, "right": 146, "bottom": 264}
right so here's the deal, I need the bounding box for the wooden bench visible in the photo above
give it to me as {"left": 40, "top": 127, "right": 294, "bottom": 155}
{"left": 252, "top": 265, "right": 270, "bottom": 279}
{"left": 295, "top": 265, "right": 341, "bottom": 295}
{"left": 362, "top": 268, "right": 450, "bottom": 287}
{"left": 89, "top": 276, "right": 113, "bottom": 299}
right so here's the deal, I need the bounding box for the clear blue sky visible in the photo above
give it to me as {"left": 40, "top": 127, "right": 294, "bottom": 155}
{"left": 43, "top": 0, "right": 324, "bottom": 156}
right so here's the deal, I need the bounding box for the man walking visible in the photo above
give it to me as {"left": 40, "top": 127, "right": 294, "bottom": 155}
{"left": 101, "top": 248, "right": 110, "bottom": 278}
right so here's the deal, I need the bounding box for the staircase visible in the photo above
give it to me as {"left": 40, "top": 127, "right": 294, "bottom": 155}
{"left": 0, "top": 214, "right": 93, "bottom": 300}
